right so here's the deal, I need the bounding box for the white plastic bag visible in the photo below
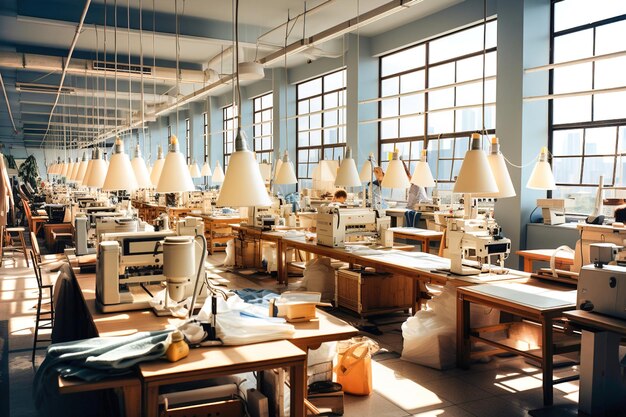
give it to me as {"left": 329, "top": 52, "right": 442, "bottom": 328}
{"left": 301, "top": 257, "right": 335, "bottom": 302}
{"left": 223, "top": 238, "right": 235, "bottom": 266}
{"left": 401, "top": 284, "right": 500, "bottom": 370}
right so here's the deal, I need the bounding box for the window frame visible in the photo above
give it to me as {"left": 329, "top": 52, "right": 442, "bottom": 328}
{"left": 185, "top": 118, "right": 191, "bottom": 165}
{"left": 377, "top": 19, "right": 497, "bottom": 190}
{"left": 549, "top": 0, "right": 626, "bottom": 204}
{"left": 253, "top": 92, "right": 274, "bottom": 163}
{"left": 296, "top": 68, "right": 347, "bottom": 188}
{"left": 222, "top": 104, "right": 238, "bottom": 169}
{"left": 203, "top": 112, "right": 209, "bottom": 162}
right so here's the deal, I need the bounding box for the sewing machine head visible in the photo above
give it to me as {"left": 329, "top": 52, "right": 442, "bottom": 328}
{"left": 316, "top": 207, "right": 383, "bottom": 247}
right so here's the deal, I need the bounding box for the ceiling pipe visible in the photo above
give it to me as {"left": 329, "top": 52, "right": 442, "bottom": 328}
{"left": 0, "top": 51, "right": 208, "bottom": 84}
{"left": 0, "top": 72, "right": 18, "bottom": 134}
{"left": 256, "top": 0, "right": 337, "bottom": 44}
{"left": 259, "top": 0, "right": 424, "bottom": 65}
{"left": 41, "top": 0, "right": 91, "bottom": 143}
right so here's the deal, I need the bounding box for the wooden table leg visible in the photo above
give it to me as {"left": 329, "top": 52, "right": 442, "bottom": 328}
{"left": 122, "top": 384, "right": 142, "bottom": 417}
{"left": 143, "top": 384, "right": 159, "bottom": 417}
{"left": 523, "top": 257, "right": 533, "bottom": 273}
{"left": 456, "top": 293, "right": 471, "bottom": 369}
{"left": 541, "top": 316, "right": 554, "bottom": 406}
{"left": 280, "top": 242, "right": 288, "bottom": 285}
{"left": 290, "top": 361, "right": 306, "bottom": 417}
{"left": 277, "top": 239, "right": 284, "bottom": 285}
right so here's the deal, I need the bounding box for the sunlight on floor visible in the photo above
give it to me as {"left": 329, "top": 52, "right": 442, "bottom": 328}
{"left": 372, "top": 360, "right": 445, "bottom": 411}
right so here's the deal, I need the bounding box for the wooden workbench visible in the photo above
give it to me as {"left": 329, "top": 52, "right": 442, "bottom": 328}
{"left": 516, "top": 249, "right": 575, "bottom": 273}
{"left": 389, "top": 226, "right": 444, "bottom": 252}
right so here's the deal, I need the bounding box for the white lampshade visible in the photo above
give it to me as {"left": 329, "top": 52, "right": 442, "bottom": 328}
{"left": 238, "top": 62, "right": 265, "bottom": 81}
{"left": 212, "top": 161, "right": 225, "bottom": 183}
{"left": 201, "top": 161, "right": 212, "bottom": 177}
{"left": 75, "top": 154, "right": 89, "bottom": 184}
{"left": 188, "top": 160, "right": 201, "bottom": 178}
{"left": 131, "top": 144, "right": 153, "bottom": 188}
{"left": 102, "top": 137, "right": 139, "bottom": 191}
{"left": 68, "top": 158, "right": 80, "bottom": 182}
{"left": 479, "top": 137, "right": 516, "bottom": 198}
{"left": 274, "top": 150, "right": 297, "bottom": 185}
{"left": 335, "top": 147, "right": 361, "bottom": 187}
{"left": 216, "top": 130, "right": 272, "bottom": 207}
{"left": 156, "top": 135, "right": 195, "bottom": 193}
{"left": 83, "top": 148, "right": 108, "bottom": 189}
{"left": 359, "top": 159, "right": 372, "bottom": 182}
{"left": 150, "top": 145, "right": 165, "bottom": 187}
{"left": 62, "top": 160, "right": 73, "bottom": 178}
{"left": 258, "top": 160, "right": 271, "bottom": 182}
{"left": 146, "top": 162, "right": 152, "bottom": 176}
{"left": 81, "top": 153, "right": 94, "bottom": 186}
{"left": 527, "top": 146, "right": 557, "bottom": 190}
{"left": 382, "top": 149, "right": 410, "bottom": 189}
{"left": 453, "top": 133, "right": 499, "bottom": 194}
{"left": 410, "top": 150, "right": 436, "bottom": 188}
{"left": 273, "top": 157, "right": 283, "bottom": 181}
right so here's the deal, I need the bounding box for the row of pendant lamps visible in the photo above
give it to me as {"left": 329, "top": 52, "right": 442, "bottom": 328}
{"left": 47, "top": 135, "right": 228, "bottom": 193}
{"left": 46, "top": 132, "right": 555, "bottom": 208}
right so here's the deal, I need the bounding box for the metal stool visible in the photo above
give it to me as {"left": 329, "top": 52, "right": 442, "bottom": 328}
{"left": 30, "top": 250, "right": 54, "bottom": 362}
{"left": 3, "top": 226, "right": 29, "bottom": 264}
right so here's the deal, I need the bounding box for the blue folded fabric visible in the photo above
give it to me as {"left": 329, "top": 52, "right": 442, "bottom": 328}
{"left": 233, "top": 288, "right": 279, "bottom": 306}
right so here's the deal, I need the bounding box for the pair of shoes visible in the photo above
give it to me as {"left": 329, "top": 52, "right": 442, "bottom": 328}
{"left": 308, "top": 381, "right": 342, "bottom": 395}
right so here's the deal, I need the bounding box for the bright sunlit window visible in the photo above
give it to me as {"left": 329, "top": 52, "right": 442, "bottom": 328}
{"left": 379, "top": 20, "right": 497, "bottom": 192}
{"left": 222, "top": 104, "right": 238, "bottom": 169}
{"left": 253, "top": 92, "right": 273, "bottom": 163}
{"left": 550, "top": 0, "right": 626, "bottom": 214}
{"left": 296, "top": 68, "right": 347, "bottom": 189}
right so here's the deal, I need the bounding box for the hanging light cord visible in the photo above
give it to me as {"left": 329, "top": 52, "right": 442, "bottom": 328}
{"left": 233, "top": 0, "right": 249, "bottom": 152}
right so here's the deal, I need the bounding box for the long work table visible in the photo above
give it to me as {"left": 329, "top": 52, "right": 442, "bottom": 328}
{"left": 70, "top": 272, "right": 358, "bottom": 417}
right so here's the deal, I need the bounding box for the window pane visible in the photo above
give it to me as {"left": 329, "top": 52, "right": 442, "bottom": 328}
{"left": 553, "top": 130, "right": 583, "bottom": 156}
{"left": 553, "top": 63, "right": 592, "bottom": 94}
{"left": 400, "top": 116, "right": 424, "bottom": 138}
{"left": 298, "top": 78, "right": 322, "bottom": 99}
{"left": 430, "top": 21, "right": 496, "bottom": 64}
{"left": 553, "top": 30, "right": 593, "bottom": 63}
{"left": 429, "top": 63, "right": 455, "bottom": 88}
{"left": 553, "top": 96, "right": 592, "bottom": 124}
{"left": 553, "top": 157, "right": 582, "bottom": 184}
{"left": 428, "top": 111, "right": 454, "bottom": 134}
{"left": 381, "top": 44, "right": 425, "bottom": 77}
{"left": 582, "top": 156, "right": 614, "bottom": 184}
{"left": 400, "top": 71, "right": 425, "bottom": 93}
{"left": 596, "top": 20, "right": 626, "bottom": 55}
{"left": 554, "top": 0, "right": 626, "bottom": 32}
{"left": 585, "top": 127, "right": 617, "bottom": 155}
{"left": 324, "top": 70, "right": 346, "bottom": 91}
{"left": 594, "top": 91, "right": 626, "bottom": 121}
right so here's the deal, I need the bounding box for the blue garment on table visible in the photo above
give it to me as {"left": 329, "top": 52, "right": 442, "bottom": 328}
{"left": 233, "top": 288, "right": 279, "bottom": 306}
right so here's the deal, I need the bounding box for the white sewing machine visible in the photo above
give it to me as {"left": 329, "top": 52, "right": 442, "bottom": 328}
{"left": 444, "top": 217, "right": 511, "bottom": 275}
{"left": 573, "top": 223, "right": 626, "bottom": 272}
{"left": 537, "top": 198, "right": 566, "bottom": 225}
{"left": 96, "top": 216, "right": 205, "bottom": 313}
{"left": 316, "top": 207, "right": 392, "bottom": 247}
{"left": 95, "top": 217, "right": 152, "bottom": 242}
{"left": 577, "top": 262, "right": 626, "bottom": 320}
{"left": 247, "top": 197, "right": 293, "bottom": 230}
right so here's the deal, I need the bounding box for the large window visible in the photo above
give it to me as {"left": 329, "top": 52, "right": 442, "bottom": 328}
{"left": 185, "top": 118, "right": 191, "bottom": 164}
{"left": 378, "top": 21, "right": 497, "bottom": 191}
{"left": 222, "top": 104, "right": 238, "bottom": 169}
{"left": 253, "top": 92, "right": 274, "bottom": 163}
{"left": 296, "top": 69, "right": 347, "bottom": 189}
{"left": 203, "top": 112, "right": 209, "bottom": 162}
{"left": 550, "top": 0, "right": 626, "bottom": 213}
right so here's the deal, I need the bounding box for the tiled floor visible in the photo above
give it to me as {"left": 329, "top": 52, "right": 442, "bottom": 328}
{"left": 1, "top": 248, "right": 581, "bottom": 417}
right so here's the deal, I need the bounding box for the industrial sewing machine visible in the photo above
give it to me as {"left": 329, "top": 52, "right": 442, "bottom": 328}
{"left": 96, "top": 216, "right": 205, "bottom": 312}
{"left": 444, "top": 217, "right": 511, "bottom": 275}
{"left": 316, "top": 207, "right": 392, "bottom": 247}
{"left": 578, "top": 262, "right": 626, "bottom": 320}
{"left": 573, "top": 223, "right": 626, "bottom": 272}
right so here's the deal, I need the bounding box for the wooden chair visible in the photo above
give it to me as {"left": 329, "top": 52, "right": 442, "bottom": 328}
{"left": 30, "top": 249, "right": 55, "bottom": 362}
{"left": 1, "top": 226, "right": 29, "bottom": 264}
{"left": 21, "top": 198, "right": 48, "bottom": 236}
{"left": 30, "top": 231, "right": 65, "bottom": 267}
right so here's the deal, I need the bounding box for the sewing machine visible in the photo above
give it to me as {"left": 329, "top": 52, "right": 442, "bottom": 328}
{"left": 247, "top": 198, "right": 293, "bottom": 230}
{"left": 316, "top": 207, "right": 392, "bottom": 247}
{"left": 537, "top": 198, "right": 566, "bottom": 225}
{"left": 96, "top": 216, "right": 205, "bottom": 313}
{"left": 95, "top": 217, "right": 153, "bottom": 242}
{"left": 577, "top": 263, "right": 626, "bottom": 320}
{"left": 573, "top": 223, "right": 626, "bottom": 272}
{"left": 444, "top": 217, "right": 511, "bottom": 275}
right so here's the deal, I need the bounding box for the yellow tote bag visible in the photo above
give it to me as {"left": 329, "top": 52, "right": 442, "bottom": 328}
{"left": 334, "top": 340, "right": 375, "bottom": 396}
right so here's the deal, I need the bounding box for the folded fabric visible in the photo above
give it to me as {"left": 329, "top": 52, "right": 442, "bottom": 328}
{"left": 233, "top": 288, "right": 279, "bottom": 306}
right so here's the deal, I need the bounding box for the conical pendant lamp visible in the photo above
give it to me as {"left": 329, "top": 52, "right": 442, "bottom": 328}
{"left": 188, "top": 160, "right": 201, "bottom": 178}
{"left": 527, "top": 147, "right": 557, "bottom": 190}
{"left": 69, "top": 157, "right": 81, "bottom": 182}
{"left": 201, "top": 160, "right": 212, "bottom": 177}
{"left": 216, "top": 128, "right": 271, "bottom": 207}
{"left": 335, "top": 147, "right": 361, "bottom": 187}
{"left": 131, "top": 144, "right": 153, "bottom": 188}
{"left": 80, "top": 150, "right": 95, "bottom": 186}
{"left": 212, "top": 161, "right": 225, "bottom": 183}
{"left": 410, "top": 150, "right": 436, "bottom": 188}
{"left": 102, "top": 137, "right": 139, "bottom": 191}
{"left": 480, "top": 137, "right": 516, "bottom": 197}
{"left": 274, "top": 150, "right": 297, "bottom": 185}
{"left": 150, "top": 145, "right": 165, "bottom": 187}
{"left": 453, "top": 133, "right": 498, "bottom": 194}
{"left": 75, "top": 153, "right": 89, "bottom": 184}
{"left": 156, "top": 135, "right": 195, "bottom": 193}
{"left": 83, "top": 148, "right": 108, "bottom": 189}
{"left": 382, "top": 149, "right": 410, "bottom": 189}
{"left": 258, "top": 160, "right": 271, "bottom": 183}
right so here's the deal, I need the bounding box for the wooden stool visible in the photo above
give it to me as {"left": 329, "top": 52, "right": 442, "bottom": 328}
{"left": 3, "top": 226, "right": 29, "bottom": 264}
{"left": 30, "top": 250, "right": 54, "bottom": 362}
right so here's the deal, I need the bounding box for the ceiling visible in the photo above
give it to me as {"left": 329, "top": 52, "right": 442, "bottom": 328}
{"left": 0, "top": 0, "right": 462, "bottom": 149}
